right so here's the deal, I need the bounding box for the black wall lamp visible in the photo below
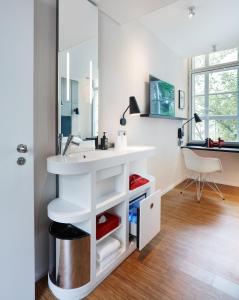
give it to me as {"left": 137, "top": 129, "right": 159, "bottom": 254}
{"left": 178, "top": 113, "right": 202, "bottom": 146}
{"left": 120, "top": 96, "right": 141, "bottom": 126}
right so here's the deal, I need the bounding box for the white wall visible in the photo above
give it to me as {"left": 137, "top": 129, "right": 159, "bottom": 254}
{"left": 192, "top": 150, "right": 239, "bottom": 187}
{"left": 34, "top": 0, "right": 56, "bottom": 280}
{"left": 99, "top": 13, "right": 188, "bottom": 193}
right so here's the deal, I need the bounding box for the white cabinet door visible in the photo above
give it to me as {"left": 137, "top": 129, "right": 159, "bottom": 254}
{"left": 138, "top": 190, "right": 161, "bottom": 250}
{"left": 0, "top": 1, "right": 35, "bottom": 299}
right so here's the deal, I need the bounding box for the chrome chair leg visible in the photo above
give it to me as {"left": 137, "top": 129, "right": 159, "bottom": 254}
{"left": 206, "top": 181, "right": 225, "bottom": 200}
{"left": 196, "top": 175, "right": 205, "bottom": 202}
{"left": 180, "top": 176, "right": 197, "bottom": 194}
{"left": 180, "top": 173, "right": 224, "bottom": 202}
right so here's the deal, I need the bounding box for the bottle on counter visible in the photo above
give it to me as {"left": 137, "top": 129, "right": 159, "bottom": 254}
{"left": 100, "top": 132, "right": 108, "bottom": 150}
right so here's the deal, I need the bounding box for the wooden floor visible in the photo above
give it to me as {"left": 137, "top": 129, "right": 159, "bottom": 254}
{"left": 36, "top": 182, "right": 239, "bottom": 300}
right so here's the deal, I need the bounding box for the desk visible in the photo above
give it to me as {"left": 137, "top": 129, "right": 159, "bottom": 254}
{"left": 182, "top": 145, "right": 239, "bottom": 154}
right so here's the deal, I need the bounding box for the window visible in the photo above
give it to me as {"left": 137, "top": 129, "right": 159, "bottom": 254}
{"left": 191, "top": 48, "right": 239, "bottom": 142}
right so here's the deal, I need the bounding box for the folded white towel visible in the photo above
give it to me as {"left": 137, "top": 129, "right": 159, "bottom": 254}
{"left": 96, "top": 236, "right": 121, "bottom": 262}
{"left": 97, "top": 249, "right": 121, "bottom": 269}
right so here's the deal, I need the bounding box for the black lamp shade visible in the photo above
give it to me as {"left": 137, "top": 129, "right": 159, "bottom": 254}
{"left": 120, "top": 96, "right": 140, "bottom": 126}
{"left": 129, "top": 96, "right": 140, "bottom": 114}
{"left": 194, "top": 113, "right": 202, "bottom": 123}
{"left": 177, "top": 113, "right": 202, "bottom": 145}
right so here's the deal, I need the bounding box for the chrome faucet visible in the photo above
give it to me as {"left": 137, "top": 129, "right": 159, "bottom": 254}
{"left": 62, "top": 134, "right": 74, "bottom": 155}
{"left": 58, "top": 133, "right": 63, "bottom": 155}
{"left": 61, "top": 134, "right": 96, "bottom": 155}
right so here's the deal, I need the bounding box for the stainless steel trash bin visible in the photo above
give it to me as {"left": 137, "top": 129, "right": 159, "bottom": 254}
{"left": 49, "top": 222, "right": 90, "bottom": 289}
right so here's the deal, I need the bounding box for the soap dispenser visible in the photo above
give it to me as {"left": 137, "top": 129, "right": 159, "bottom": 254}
{"left": 100, "top": 132, "right": 108, "bottom": 150}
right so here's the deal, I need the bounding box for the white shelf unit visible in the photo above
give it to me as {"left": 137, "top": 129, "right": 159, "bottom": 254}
{"left": 95, "top": 239, "right": 136, "bottom": 282}
{"left": 95, "top": 164, "right": 126, "bottom": 208}
{"left": 59, "top": 173, "right": 92, "bottom": 210}
{"left": 96, "top": 164, "right": 123, "bottom": 181}
{"left": 95, "top": 192, "right": 126, "bottom": 214}
{"left": 47, "top": 147, "right": 160, "bottom": 300}
{"left": 129, "top": 174, "right": 155, "bottom": 200}
{"left": 96, "top": 247, "right": 125, "bottom": 277}
{"left": 96, "top": 224, "right": 122, "bottom": 244}
{"left": 95, "top": 198, "right": 127, "bottom": 275}
{"left": 48, "top": 198, "right": 91, "bottom": 224}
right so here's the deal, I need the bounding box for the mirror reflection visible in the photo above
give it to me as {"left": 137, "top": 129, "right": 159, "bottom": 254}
{"left": 58, "top": 0, "right": 98, "bottom": 139}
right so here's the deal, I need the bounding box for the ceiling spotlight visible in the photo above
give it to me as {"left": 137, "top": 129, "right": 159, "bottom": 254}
{"left": 188, "top": 6, "right": 196, "bottom": 19}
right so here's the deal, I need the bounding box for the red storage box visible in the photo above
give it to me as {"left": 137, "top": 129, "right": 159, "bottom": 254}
{"left": 96, "top": 212, "right": 121, "bottom": 240}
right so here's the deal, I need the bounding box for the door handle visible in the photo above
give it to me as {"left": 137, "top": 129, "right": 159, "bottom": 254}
{"left": 17, "top": 144, "right": 28, "bottom": 153}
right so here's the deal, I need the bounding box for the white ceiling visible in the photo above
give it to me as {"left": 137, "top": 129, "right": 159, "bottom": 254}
{"left": 141, "top": 0, "right": 239, "bottom": 57}
{"left": 95, "top": 0, "right": 179, "bottom": 24}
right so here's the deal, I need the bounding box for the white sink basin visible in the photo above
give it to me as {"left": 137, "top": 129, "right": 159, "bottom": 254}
{"left": 47, "top": 146, "right": 156, "bottom": 175}
{"left": 68, "top": 150, "right": 115, "bottom": 161}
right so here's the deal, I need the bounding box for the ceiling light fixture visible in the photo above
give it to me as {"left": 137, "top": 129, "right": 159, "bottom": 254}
{"left": 188, "top": 6, "right": 196, "bottom": 19}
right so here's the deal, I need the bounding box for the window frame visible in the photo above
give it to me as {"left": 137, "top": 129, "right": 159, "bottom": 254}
{"left": 189, "top": 49, "right": 239, "bottom": 143}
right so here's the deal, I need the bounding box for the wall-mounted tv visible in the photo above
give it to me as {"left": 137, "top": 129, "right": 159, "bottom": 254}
{"left": 149, "top": 75, "right": 175, "bottom": 117}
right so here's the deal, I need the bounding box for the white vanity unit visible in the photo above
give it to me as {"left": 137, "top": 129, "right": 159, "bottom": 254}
{"left": 47, "top": 146, "right": 161, "bottom": 300}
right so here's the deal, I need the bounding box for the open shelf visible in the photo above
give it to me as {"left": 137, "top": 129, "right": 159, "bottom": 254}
{"left": 129, "top": 174, "right": 155, "bottom": 200}
{"left": 96, "top": 224, "right": 122, "bottom": 244}
{"left": 96, "top": 247, "right": 125, "bottom": 277}
{"left": 140, "top": 113, "right": 187, "bottom": 120}
{"left": 96, "top": 165, "right": 123, "bottom": 181}
{"left": 47, "top": 145, "right": 160, "bottom": 299}
{"left": 96, "top": 192, "right": 126, "bottom": 214}
{"left": 48, "top": 198, "right": 91, "bottom": 223}
{"left": 96, "top": 240, "right": 137, "bottom": 279}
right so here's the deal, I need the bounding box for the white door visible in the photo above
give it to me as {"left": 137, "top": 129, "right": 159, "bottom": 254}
{"left": 0, "top": 1, "right": 35, "bottom": 299}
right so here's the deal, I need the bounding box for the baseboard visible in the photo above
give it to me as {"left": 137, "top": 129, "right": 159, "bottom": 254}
{"left": 161, "top": 176, "right": 188, "bottom": 196}
{"left": 188, "top": 175, "right": 239, "bottom": 188}
{"left": 211, "top": 179, "right": 239, "bottom": 188}
{"left": 35, "top": 269, "right": 48, "bottom": 283}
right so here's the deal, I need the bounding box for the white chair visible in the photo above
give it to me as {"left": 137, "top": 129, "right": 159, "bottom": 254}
{"left": 182, "top": 148, "right": 224, "bottom": 202}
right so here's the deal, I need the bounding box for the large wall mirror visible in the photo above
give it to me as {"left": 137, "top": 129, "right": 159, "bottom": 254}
{"left": 58, "top": 0, "right": 99, "bottom": 139}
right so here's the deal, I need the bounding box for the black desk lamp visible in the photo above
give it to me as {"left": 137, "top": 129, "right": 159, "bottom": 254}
{"left": 178, "top": 113, "right": 202, "bottom": 146}
{"left": 120, "top": 96, "right": 140, "bottom": 126}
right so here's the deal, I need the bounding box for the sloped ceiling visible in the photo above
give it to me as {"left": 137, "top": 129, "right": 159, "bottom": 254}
{"left": 141, "top": 0, "right": 239, "bottom": 57}
{"left": 95, "top": 0, "right": 180, "bottom": 24}
{"left": 93, "top": 0, "right": 239, "bottom": 57}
